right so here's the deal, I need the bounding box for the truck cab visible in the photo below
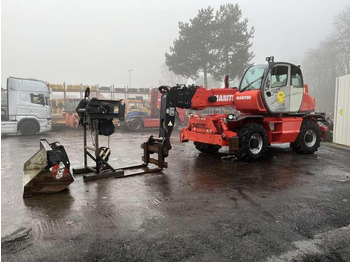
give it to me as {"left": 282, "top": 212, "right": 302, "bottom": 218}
{"left": 1, "top": 77, "right": 52, "bottom": 135}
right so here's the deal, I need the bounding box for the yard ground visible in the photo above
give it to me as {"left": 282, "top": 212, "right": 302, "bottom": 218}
{"left": 1, "top": 129, "right": 350, "bottom": 261}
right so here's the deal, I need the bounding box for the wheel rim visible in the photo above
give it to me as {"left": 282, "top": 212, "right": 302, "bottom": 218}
{"left": 304, "top": 129, "right": 316, "bottom": 147}
{"left": 132, "top": 120, "right": 141, "bottom": 130}
{"left": 24, "top": 124, "right": 34, "bottom": 133}
{"left": 249, "top": 133, "right": 263, "bottom": 154}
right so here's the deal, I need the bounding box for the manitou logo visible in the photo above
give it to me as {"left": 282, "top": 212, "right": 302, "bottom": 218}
{"left": 215, "top": 95, "right": 234, "bottom": 102}
{"left": 236, "top": 95, "right": 251, "bottom": 100}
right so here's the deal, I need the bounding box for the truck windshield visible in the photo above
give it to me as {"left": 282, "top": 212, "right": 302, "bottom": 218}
{"left": 239, "top": 65, "right": 268, "bottom": 91}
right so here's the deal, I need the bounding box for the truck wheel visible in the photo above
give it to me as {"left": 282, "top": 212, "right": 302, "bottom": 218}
{"left": 290, "top": 121, "right": 321, "bottom": 154}
{"left": 238, "top": 123, "right": 268, "bottom": 162}
{"left": 194, "top": 142, "right": 221, "bottom": 154}
{"left": 128, "top": 118, "right": 143, "bottom": 131}
{"left": 19, "top": 120, "right": 39, "bottom": 135}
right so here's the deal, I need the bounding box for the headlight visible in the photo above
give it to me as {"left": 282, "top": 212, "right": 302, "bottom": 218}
{"left": 227, "top": 114, "right": 236, "bottom": 120}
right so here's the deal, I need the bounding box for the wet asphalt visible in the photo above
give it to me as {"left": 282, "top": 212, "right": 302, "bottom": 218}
{"left": 1, "top": 128, "right": 350, "bottom": 262}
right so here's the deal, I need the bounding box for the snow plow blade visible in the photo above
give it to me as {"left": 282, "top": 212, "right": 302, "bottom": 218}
{"left": 23, "top": 139, "right": 74, "bottom": 198}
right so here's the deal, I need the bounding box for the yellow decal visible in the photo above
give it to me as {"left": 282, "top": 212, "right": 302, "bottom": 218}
{"left": 340, "top": 108, "right": 343, "bottom": 116}
{"left": 277, "top": 91, "right": 285, "bottom": 104}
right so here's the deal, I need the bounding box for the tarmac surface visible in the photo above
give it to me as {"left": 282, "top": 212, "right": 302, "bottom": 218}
{"left": 1, "top": 128, "right": 350, "bottom": 262}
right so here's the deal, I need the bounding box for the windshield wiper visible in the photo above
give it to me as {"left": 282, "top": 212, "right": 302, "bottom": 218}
{"left": 240, "top": 76, "right": 263, "bottom": 92}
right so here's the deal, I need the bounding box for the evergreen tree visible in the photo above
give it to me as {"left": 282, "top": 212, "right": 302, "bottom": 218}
{"left": 212, "top": 3, "right": 254, "bottom": 81}
{"left": 165, "top": 7, "right": 215, "bottom": 88}
{"left": 165, "top": 4, "right": 254, "bottom": 88}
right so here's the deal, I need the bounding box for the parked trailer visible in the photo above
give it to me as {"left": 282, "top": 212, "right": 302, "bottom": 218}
{"left": 1, "top": 77, "right": 52, "bottom": 135}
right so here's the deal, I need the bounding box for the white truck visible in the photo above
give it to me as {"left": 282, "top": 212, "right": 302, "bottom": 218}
{"left": 1, "top": 77, "right": 52, "bottom": 135}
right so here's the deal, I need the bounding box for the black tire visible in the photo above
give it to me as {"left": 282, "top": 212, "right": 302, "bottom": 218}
{"left": 194, "top": 142, "right": 221, "bottom": 154}
{"left": 19, "top": 120, "right": 39, "bottom": 135}
{"left": 290, "top": 121, "right": 321, "bottom": 154}
{"left": 238, "top": 123, "right": 268, "bottom": 162}
{"left": 128, "top": 118, "right": 143, "bottom": 131}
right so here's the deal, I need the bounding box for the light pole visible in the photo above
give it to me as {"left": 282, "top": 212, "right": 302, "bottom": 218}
{"left": 128, "top": 69, "right": 133, "bottom": 99}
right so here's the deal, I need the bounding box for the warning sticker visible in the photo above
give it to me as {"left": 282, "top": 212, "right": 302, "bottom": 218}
{"left": 168, "top": 121, "right": 173, "bottom": 126}
{"left": 277, "top": 91, "right": 285, "bottom": 104}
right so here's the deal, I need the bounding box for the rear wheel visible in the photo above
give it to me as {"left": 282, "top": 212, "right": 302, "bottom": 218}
{"left": 194, "top": 142, "right": 221, "bottom": 154}
{"left": 19, "top": 120, "right": 39, "bottom": 135}
{"left": 128, "top": 118, "right": 143, "bottom": 131}
{"left": 238, "top": 123, "right": 268, "bottom": 162}
{"left": 290, "top": 121, "right": 321, "bottom": 154}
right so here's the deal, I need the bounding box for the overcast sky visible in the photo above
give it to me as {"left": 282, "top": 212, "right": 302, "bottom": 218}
{"left": 1, "top": 0, "right": 349, "bottom": 89}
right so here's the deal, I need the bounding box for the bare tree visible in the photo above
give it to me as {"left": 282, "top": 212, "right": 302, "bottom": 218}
{"left": 303, "top": 6, "right": 350, "bottom": 114}
{"left": 158, "top": 63, "right": 187, "bottom": 86}
{"left": 194, "top": 74, "right": 222, "bottom": 89}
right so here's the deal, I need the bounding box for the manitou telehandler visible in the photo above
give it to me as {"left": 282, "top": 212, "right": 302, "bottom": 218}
{"left": 143, "top": 56, "right": 329, "bottom": 164}
{"left": 23, "top": 57, "right": 329, "bottom": 197}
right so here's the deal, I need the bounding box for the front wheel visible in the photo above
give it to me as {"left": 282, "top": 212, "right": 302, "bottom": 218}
{"left": 19, "top": 120, "right": 39, "bottom": 135}
{"left": 128, "top": 118, "right": 143, "bottom": 131}
{"left": 238, "top": 123, "right": 268, "bottom": 162}
{"left": 290, "top": 121, "right": 321, "bottom": 154}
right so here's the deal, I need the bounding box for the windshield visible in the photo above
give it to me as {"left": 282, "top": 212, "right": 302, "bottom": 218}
{"left": 239, "top": 65, "right": 268, "bottom": 91}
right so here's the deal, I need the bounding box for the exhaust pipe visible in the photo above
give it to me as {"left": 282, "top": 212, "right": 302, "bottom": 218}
{"left": 23, "top": 139, "right": 74, "bottom": 197}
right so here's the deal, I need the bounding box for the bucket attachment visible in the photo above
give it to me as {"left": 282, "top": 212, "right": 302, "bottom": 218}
{"left": 23, "top": 139, "right": 74, "bottom": 198}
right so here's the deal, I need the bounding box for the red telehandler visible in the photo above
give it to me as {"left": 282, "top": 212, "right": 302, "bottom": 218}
{"left": 143, "top": 56, "right": 329, "bottom": 165}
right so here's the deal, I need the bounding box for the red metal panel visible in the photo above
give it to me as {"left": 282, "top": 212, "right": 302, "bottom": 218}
{"left": 143, "top": 119, "right": 159, "bottom": 128}
{"left": 190, "top": 87, "right": 238, "bottom": 110}
{"left": 180, "top": 130, "right": 234, "bottom": 146}
{"left": 264, "top": 117, "right": 303, "bottom": 143}
{"left": 234, "top": 90, "right": 267, "bottom": 114}
{"left": 180, "top": 113, "right": 237, "bottom": 146}
{"left": 300, "top": 85, "right": 316, "bottom": 112}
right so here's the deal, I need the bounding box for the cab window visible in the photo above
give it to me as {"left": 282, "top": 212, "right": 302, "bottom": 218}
{"left": 267, "top": 66, "right": 289, "bottom": 88}
{"left": 239, "top": 65, "right": 267, "bottom": 91}
{"left": 30, "top": 93, "right": 46, "bottom": 105}
{"left": 291, "top": 65, "right": 303, "bottom": 87}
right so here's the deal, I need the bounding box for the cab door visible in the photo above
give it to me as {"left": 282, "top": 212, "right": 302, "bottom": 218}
{"left": 289, "top": 65, "right": 304, "bottom": 112}
{"left": 262, "top": 64, "right": 291, "bottom": 113}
